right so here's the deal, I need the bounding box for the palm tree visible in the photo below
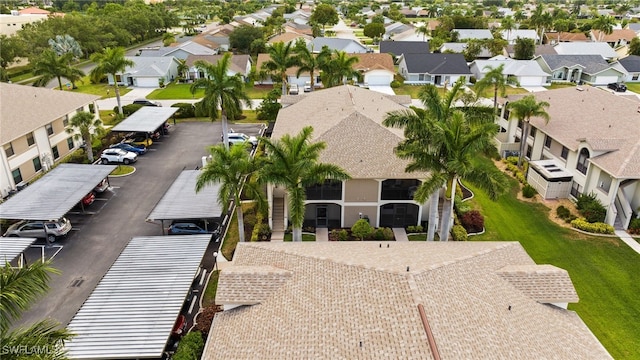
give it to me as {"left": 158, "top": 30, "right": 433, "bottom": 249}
{"left": 384, "top": 80, "right": 508, "bottom": 241}
{"left": 196, "top": 144, "right": 264, "bottom": 243}
{"left": 259, "top": 126, "right": 350, "bottom": 242}
{"left": 1, "top": 260, "right": 74, "bottom": 359}
{"left": 294, "top": 40, "right": 330, "bottom": 92}
{"left": 501, "top": 15, "right": 516, "bottom": 43}
{"left": 33, "top": 50, "right": 85, "bottom": 90}
{"left": 261, "top": 41, "right": 298, "bottom": 95}
{"left": 90, "top": 47, "right": 134, "bottom": 115}
{"left": 416, "top": 24, "right": 429, "bottom": 41}
{"left": 474, "top": 64, "right": 519, "bottom": 116}
{"left": 508, "top": 95, "right": 550, "bottom": 169}
{"left": 321, "top": 50, "right": 360, "bottom": 88}
{"left": 176, "top": 58, "right": 189, "bottom": 82}
{"left": 592, "top": 15, "right": 615, "bottom": 42}
{"left": 190, "top": 53, "right": 251, "bottom": 149}
{"left": 66, "top": 111, "right": 103, "bottom": 163}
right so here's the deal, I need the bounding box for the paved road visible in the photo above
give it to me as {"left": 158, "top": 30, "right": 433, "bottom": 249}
{"left": 15, "top": 121, "right": 263, "bottom": 328}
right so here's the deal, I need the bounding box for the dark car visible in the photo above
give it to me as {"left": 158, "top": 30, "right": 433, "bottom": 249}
{"left": 168, "top": 221, "right": 219, "bottom": 236}
{"left": 607, "top": 82, "right": 627, "bottom": 92}
{"left": 132, "top": 99, "right": 162, "bottom": 107}
{"left": 110, "top": 142, "right": 147, "bottom": 155}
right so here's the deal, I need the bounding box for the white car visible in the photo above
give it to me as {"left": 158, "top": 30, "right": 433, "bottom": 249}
{"left": 227, "top": 133, "right": 258, "bottom": 147}
{"left": 289, "top": 84, "right": 299, "bottom": 95}
{"left": 100, "top": 148, "right": 137, "bottom": 165}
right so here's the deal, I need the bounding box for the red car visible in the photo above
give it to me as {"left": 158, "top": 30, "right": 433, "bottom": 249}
{"left": 81, "top": 192, "right": 95, "bottom": 206}
{"left": 171, "top": 315, "right": 187, "bottom": 338}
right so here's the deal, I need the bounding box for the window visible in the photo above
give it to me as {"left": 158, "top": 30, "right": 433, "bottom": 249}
{"left": 52, "top": 145, "right": 59, "bottom": 159}
{"left": 529, "top": 127, "right": 536, "bottom": 138}
{"left": 633, "top": 74, "right": 639, "bottom": 81}
{"left": 12, "top": 168, "right": 22, "bottom": 184}
{"left": 4, "top": 143, "right": 14, "bottom": 157}
{"left": 517, "top": 120, "right": 523, "bottom": 129}
{"left": 63, "top": 115, "right": 69, "bottom": 127}
{"left": 560, "top": 146, "right": 569, "bottom": 160}
{"left": 544, "top": 135, "right": 551, "bottom": 148}
{"left": 570, "top": 181, "right": 583, "bottom": 198}
{"left": 418, "top": 74, "right": 425, "bottom": 81}
{"left": 33, "top": 157, "right": 42, "bottom": 172}
{"left": 26, "top": 132, "right": 35, "bottom": 146}
{"left": 67, "top": 137, "right": 74, "bottom": 150}
{"left": 45, "top": 123, "right": 54, "bottom": 136}
{"left": 306, "top": 180, "right": 343, "bottom": 200}
{"left": 526, "top": 145, "right": 532, "bottom": 159}
{"left": 576, "top": 148, "right": 590, "bottom": 174}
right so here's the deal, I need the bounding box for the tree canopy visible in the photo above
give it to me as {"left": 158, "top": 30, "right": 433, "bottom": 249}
{"left": 309, "top": 4, "right": 339, "bottom": 31}
{"left": 229, "top": 25, "right": 265, "bottom": 54}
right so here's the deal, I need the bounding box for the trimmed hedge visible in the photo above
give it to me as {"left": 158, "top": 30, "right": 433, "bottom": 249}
{"left": 522, "top": 184, "right": 537, "bottom": 198}
{"left": 451, "top": 225, "right": 468, "bottom": 241}
{"left": 406, "top": 225, "right": 424, "bottom": 233}
{"left": 171, "top": 103, "right": 196, "bottom": 118}
{"left": 351, "top": 219, "right": 373, "bottom": 240}
{"left": 172, "top": 331, "right": 204, "bottom": 360}
{"left": 570, "top": 218, "right": 615, "bottom": 235}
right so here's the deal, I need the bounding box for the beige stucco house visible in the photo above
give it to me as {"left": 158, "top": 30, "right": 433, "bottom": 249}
{"left": 0, "top": 83, "right": 99, "bottom": 198}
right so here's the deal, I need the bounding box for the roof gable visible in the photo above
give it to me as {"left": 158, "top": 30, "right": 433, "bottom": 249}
{"left": 619, "top": 55, "right": 640, "bottom": 72}
{"left": 404, "top": 53, "right": 471, "bottom": 74}
{"left": 379, "top": 40, "right": 430, "bottom": 55}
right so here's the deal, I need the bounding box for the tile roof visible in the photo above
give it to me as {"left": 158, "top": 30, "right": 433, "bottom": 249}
{"left": 184, "top": 54, "right": 251, "bottom": 74}
{"left": 591, "top": 29, "right": 637, "bottom": 42}
{"left": 351, "top": 53, "right": 395, "bottom": 72}
{"left": 379, "top": 40, "right": 430, "bottom": 55}
{"left": 545, "top": 31, "right": 591, "bottom": 42}
{"left": 506, "top": 86, "right": 640, "bottom": 178}
{"left": 267, "top": 31, "right": 311, "bottom": 44}
{"left": 274, "top": 86, "right": 420, "bottom": 179}
{"left": 0, "top": 83, "right": 99, "bottom": 145}
{"left": 618, "top": 54, "right": 640, "bottom": 72}
{"left": 203, "top": 242, "right": 611, "bottom": 360}
{"left": 497, "top": 264, "right": 579, "bottom": 303}
{"left": 403, "top": 53, "right": 471, "bottom": 75}
{"left": 538, "top": 54, "right": 616, "bottom": 75}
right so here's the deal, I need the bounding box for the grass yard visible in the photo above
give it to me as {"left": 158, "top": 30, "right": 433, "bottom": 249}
{"left": 283, "top": 233, "right": 316, "bottom": 241}
{"left": 468, "top": 84, "right": 529, "bottom": 98}
{"left": 546, "top": 82, "right": 577, "bottom": 90}
{"left": 624, "top": 83, "right": 640, "bottom": 94}
{"left": 147, "top": 83, "right": 204, "bottom": 99}
{"left": 109, "top": 165, "right": 135, "bottom": 176}
{"left": 408, "top": 233, "right": 427, "bottom": 241}
{"left": 394, "top": 84, "right": 448, "bottom": 98}
{"left": 220, "top": 202, "right": 255, "bottom": 260}
{"left": 202, "top": 270, "right": 219, "bottom": 307}
{"left": 468, "top": 169, "right": 639, "bottom": 359}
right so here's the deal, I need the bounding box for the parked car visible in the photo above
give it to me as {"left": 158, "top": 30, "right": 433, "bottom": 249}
{"left": 123, "top": 134, "right": 153, "bottom": 147}
{"left": 3, "top": 218, "right": 72, "bottom": 243}
{"left": 227, "top": 133, "right": 258, "bottom": 147}
{"left": 94, "top": 178, "right": 110, "bottom": 193}
{"left": 304, "top": 82, "right": 312, "bottom": 92}
{"left": 171, "top": 315, "right": 187, "bottom": 339}
{"left": 607, "top": 82, "right": 627, "bottom": 92}
{"left": 133, "top": 99, "right": 162, "bottom": 107}
{"left": 110, "top": 142, "right": 147, "bottom": 155}
{"left": 100, "top": 148, "right": 137, "bottom": 165}
{"left": 289, "top": 83, "right": 299, "bottom": 95}
{"left": 81, "top": 192, "right": 95, "bottom": 206}
{"left": 168, "top": 221, "right": 219, "bottom": 236}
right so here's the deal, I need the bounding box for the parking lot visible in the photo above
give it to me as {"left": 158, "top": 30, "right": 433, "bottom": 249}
{"left": 15, "top": 121, "right": 264, "bottom": 328}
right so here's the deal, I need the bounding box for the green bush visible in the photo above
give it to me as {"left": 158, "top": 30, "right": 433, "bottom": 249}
{"left": 556, "top": 205, "right": 570, "bottom": 219}
{"left": 570, "top": 218, "right": 615, "bottom": 235}
{"left": 172, "top": 331, "right": 204, "bottom": 360}
{"left": 372, "top": 227, "right": 394, "bottom": 240}
{"left": 522, "top": 184, "right": 537, "bottom": 198}
{"left": 575, "top": 193, "right": 606, "bottom": 223}
{"left": 337, "top": 229, "right": 348, "bottom": 241}
{"left": 171, "top": 103, "right": 196, "bottom": 118}
{"left": 406, "top": 225, "right": 423, "bottom": 233}
{"left": 390, "top": 80, "right": 403, "bottom": 88}
{"left": 504, "top": 156, "right": 519, "bottom": 166}
{"left": 575, "top": 192, "right": 598, "bottom": 211}
{"left": 628, "top": 218, "right": 640, "bottom": 235}
{"left": 351, "top": 219, "right": 373, "bottom": 240}
{"left": 451, "top": 225, "right": 468, "bottom": 241}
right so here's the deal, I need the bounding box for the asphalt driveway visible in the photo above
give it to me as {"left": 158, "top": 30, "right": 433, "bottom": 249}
{"left": 15, "top": 121, "right": 264, "bottom": 328}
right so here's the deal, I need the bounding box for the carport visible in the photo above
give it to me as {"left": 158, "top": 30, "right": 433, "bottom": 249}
{"left": 64, "top": 235, "right": 211, "bottom": 359}
{"left": 110, "top": 106, "right": 178, "bottom": 134}
{"left": 147, "top": 170, "right": 224, "bottom": 234}
{"left": 0, "top": 237, "right": 37, "bottom": 267}
{"left": 0, "top": 164, "right": 117, "bottom": 220}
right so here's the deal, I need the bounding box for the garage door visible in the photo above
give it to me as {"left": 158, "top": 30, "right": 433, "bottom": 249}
{"left": 366, "top": 75, "right": 391, "bottom": 86}
{"left": 136, "top": 77, "right": 160, "bottom": 88}
{"left": 593, "top": 76, "right": 619, "bottom": 86}
{"left": 519, "top": 76, "right": 545, "bottom": 86}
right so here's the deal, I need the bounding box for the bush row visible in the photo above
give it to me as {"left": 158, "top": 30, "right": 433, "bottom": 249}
{"left": 570, "top": 218, "right": 615, "bottom": 235}
{"left": 575, "top": 193, "right": 607, "bottom": 223}
{"left": 406, "top": 225, "right": 424, "bottom": 233}
{"left": 250, "top": 211, "right": 271, "bottom": 241}
{"left": 451, "top": 225, "right": 468, "bottom": 241}
{"left": 172, "top": 331, "right": 204, "bottom": 360}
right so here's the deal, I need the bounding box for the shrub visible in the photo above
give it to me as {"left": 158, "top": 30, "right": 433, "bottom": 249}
{"left": 381, "top": 227, "right": 394, "bottom": 240}
{"left": 114, "top": 103, "right": 143, "bottom": 116}
{"left": 628, "top": 218, "right": 640, "bottom": 235}
{"left": 390, "top": 79, "right": 403, "bottom": 88}
{"left": 451, "top": 225, "right": 468, "bottom": 241}
{"left": 243, "top": 212, "right": 257, "bottom": 229}
{"left": 570, "top": 218, "right": 614, "bottom": 234}
{"left": 171, "top": 103, "right": 196, "bottom": 118}
{"left": 256, "top": 89, "right": 282, "bottom": 120}
{"left": 575, "top": 193, "right": 599, "bottom": 211}
{"left": 582, "top": 202, "right": 607, "bottom": 223}
{"left": 172, "top": 331, "right": 204, "bottom": 360}
{"left": 522, "top": 184, "right": 537, "bottom": 198}
{"left": 556, "top": 205, "right": 570, "bottom": 219}
{"left": 351, "top": 219, "right": 373, "bottom": 240}
{"left": 372, "top": 227, "right": 394, "bottom": 240}
{"left": 406, "top": 225, "right": 423, "bottom": 233}
{"left": 337, "top": 229, "right": 348, "bottom": 241}
{"left": 504, "top": 156, "right": 519, "bottom": 166}
{"left": 460, "top": 210, "right": 484, "bottom": 233}
{"left": 455, "top": 195, "right": 472, "bottom": 215}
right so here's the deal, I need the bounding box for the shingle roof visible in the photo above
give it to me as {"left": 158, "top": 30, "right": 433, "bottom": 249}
{"left": 184, "top": 54, "right": 250, "bottom": 74}
{"left": 546, "top": 31, "right": 591, "bottom": 42}
{"left": 379, "top": 40, "right": 430, "bottom": 55}
{"left": 506, "top": 86, "right": 640, "bottom": 178}
{"left": 591, "top": 29, "right": 637, "bottom": 42}
{"left": 274, "top": 86, "right": 420, "bottom": 179}
{"left": 619, "top": 55, "right": 640, "bottom": 72}
{"left": 123, "top": 56, "right": 176, "bottom": 77}
{"left": 453, "top": 29, "right": 493, "bottom": 40}
{"left": 473, "top": 57, "right": 550, "bottom": 77}
{"left": 216, "top": 265, "right": 292, "bottom": 306}
{"left": 351, "top": 53, "right": 395, "bottom": 72}
{"left": 538, "top": 54, "right": 615, "bottom": 75}
{"left": 553, "top": 42, "right": 618, "bottom": 59}
{"left": 203, "top": 242, "right": 611, "bottom": 360}
{"left": 267, "top": 31, "right": 311, "bottom": 44}
{"left": 309, "top": 37, "right": 368, "bottom": 52}
{"left": 0, "top": 83, "right": 99, "bottom": 145}
{"left": 403, "top": 53, "right": 471, "bottom": 74}
{"left": 497, "top": 264, "right": 579, "bottom": 303}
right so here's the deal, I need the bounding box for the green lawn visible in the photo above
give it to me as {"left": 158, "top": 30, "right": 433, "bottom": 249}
{"left": 147, "top": 82, "right": 273, "bottom": 100}
{"left": 394, "top": 84, "right": 448, "bottom": 98}
{"left": 202, "top": 270, "right": 219, "bottom": 307}
{"left": 625, "top": 83, "right": 640, "bottom": 94}
{"left": 283, "top": 233, "right": 316, "bottom": 241}
{"left": 467, "top": 84, "right": 529, "bottom": 98}
{"left": 546, "top": 82, "right": 577, "bottom": 90}
{"left": 71, "top": 76, "right": 132, "bottom": 99}
{"left": 468, "top": 170, "right": 639, "bottom": 359}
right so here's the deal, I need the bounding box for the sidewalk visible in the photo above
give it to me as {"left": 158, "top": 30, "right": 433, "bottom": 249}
{"left": 615, "top": 230, "right": 640, "bottom": 255}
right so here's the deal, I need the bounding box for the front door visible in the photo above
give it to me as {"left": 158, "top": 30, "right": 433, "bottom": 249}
{"left": 316, "top": 206, "right": 328, "bottom": 228}
{"left": 393, "top": 205, "right": 406, "bottom": 227}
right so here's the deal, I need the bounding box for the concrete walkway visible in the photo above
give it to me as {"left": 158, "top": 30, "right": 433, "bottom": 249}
{"left": 393, "top": 228, "right": 409, "bottom": 241}
{"left": 615, "top": 230, "right": 640, "bottom": 255}
{"left": 271, "top": 231, "right": 284, "bottom": 241}
{"left": 316, "top": 228, "right": 328, "bottom": 241}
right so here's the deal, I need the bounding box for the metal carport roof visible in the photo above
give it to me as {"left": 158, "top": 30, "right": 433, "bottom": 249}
{"left": 65, "top": 235, "right": 211, "bottom": 359}
{"left": 0, "top": 237, "right": 37, "bottom": 266}
{"left": 0, "top": 164, "right": 116, "bottom": 220}
{"left": 147, "top": 170, "right": 223, "bottom": 221}
{"left": 110, "top": 107, "right": 178, "bottom": 133}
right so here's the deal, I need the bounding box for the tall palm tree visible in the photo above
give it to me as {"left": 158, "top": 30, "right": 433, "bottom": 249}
{"left": 176, "top": 58, "right": 189, "bottom": 82}
{"left": 1, "top": 260, "right": 74, "bottom": 359}
{"left": 293, "top": 40, "right": 330, "bottom": 92}
{"left": 592, "top": 15, "right": 615, "bottom": 42}
{"left": 321, "top": 50, "right": 360, "bottom": 88}
{"left": 259, "top": 126, "right": 350, "bottom": 242}
{"left": 90, "top": 47, "right": 134, "bottom": 115}
{"left": 190, "top": 53, "right": 251, "bottom": 148}
{"left": 508, "top": 95, "right": 550, "bottom": 169}
{"left": 501, "top": 15, "right": 516, "bottom": 43}
{"left": 474, "top": 64, "right": 519, "bottom": 116}
{"left": 33, "top": 50, "right": 85, "bottom": 90}
{"left": 384, "top": 80, "right": 508, "bottom": 241}
{"left": 416, "top": 24, "right": 429, "bottom": 41}
{"left": 261, "top": 41, "right": 299, "bottom": 95}
{"left": 66, "top": 111, "right": 103, "bottom": 163}
{"left": 196, "top": 144, "right": 264, "bottom": 243}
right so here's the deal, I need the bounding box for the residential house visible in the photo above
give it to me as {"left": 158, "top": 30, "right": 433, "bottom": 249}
{"left": 351, "top": 53, "right": 395, "bottom": 87}
{"left": 496, "top": 87, "right": 640, "bottom": 230}
{"left": 626, "top": 22, "right": 640, "bottom": 35}
{"left": 384, "top": 22, "right": 415, "bottom": 40}
{"left": 440, "top": 42, "right": 493, "bottom": 59}
{"left": 470, "top": 56, "right": 550, "bottom": 87}
{"left": 453, "top": 29, "right": 493, "bottom": 41}
{"left": 308, "top": 37, "right": 369, "bottom": 53}
{"left": 590, "top": 29, "right": 637, "bottom": 48}
{"left": 552, "top": 42, "right": 619, "bottom": 61}
{"left": 398, "top": 53, "right": 471, "bottom": 85}
{"left": 544, "top": 31, "right": 591, "bottom": 45}
{"left": 505, "top": 44, "right": 557, "bottom": 59}
{"left": 108, "top": 56, "right": 180, "bottom": 87}
{"left": 379, "top": 41, "right": 429, "bottom": 64}
{"left": 138, "top": 40, "right": 217, "bottom": 59}
{"left": 535, "top": 54, "right": 626, "bottom": 85}
{"left": 0, "top": 10, "right": 49, "bottom": 36}
{"left": 500, "top": 29, "right": 539, "bottom": 45}
{"left": 0, "top": 83, "right": 100, "bottom": 197}
{"left": 271, "top": 86, "right": 428, "bottom": 230}
{"left": 267, "top": 31, "right": 312, "bottom": 45}
{"left": 618, "top": 55, "right": 640, "bottom": 82}
{"left": 283, "top": 21, "right": 313, "bottom": 36}
{"left": 191, "top": 34, "right": 229, "bottom": 53}
{"left": 184, "top": 54, "right": 252, "bottom": 82}
{"left": 203, "top": 241, "right": 611, "bottom": 359}
{"left": 255, "top": 53, "right": 319, "bottom": 88}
